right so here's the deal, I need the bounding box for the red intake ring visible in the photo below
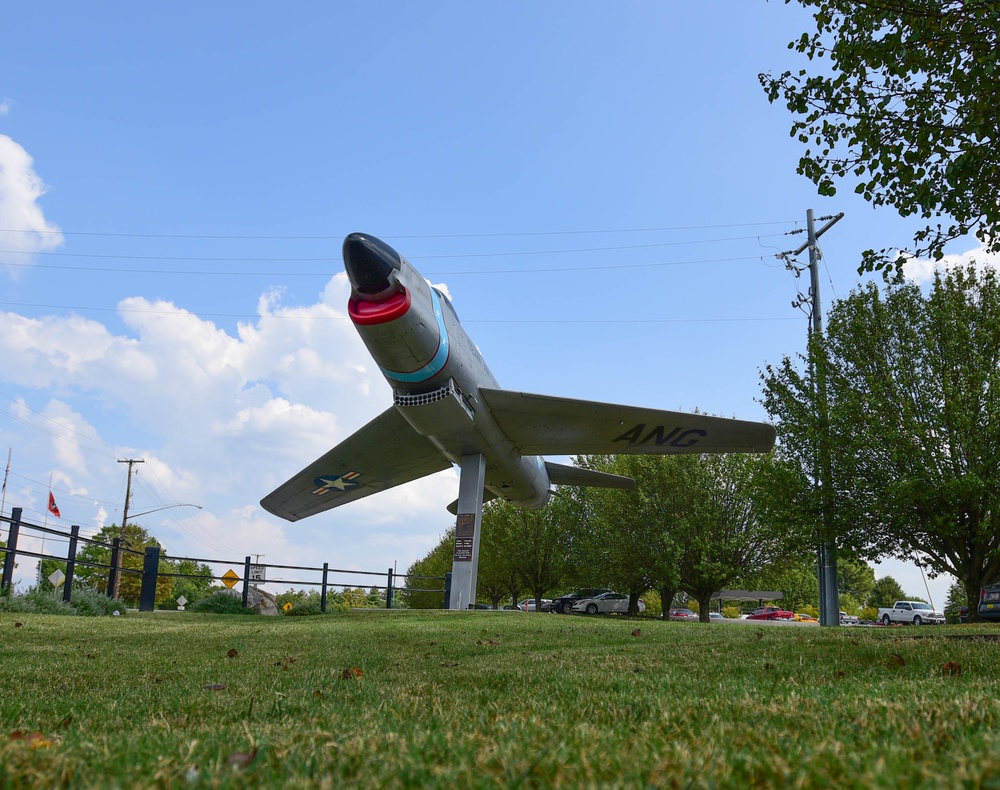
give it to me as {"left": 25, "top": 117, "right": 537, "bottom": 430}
{"left": 348, "top": 290, "right": 412, "bottom": 326}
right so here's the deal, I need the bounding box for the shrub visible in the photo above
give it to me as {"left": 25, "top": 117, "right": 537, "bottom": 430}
{"left": 282, "top": 591, "right": 327, "bottom": 616}
{"left": 0, "top": 587, "right": 74, "bottom": 615}
{"left": 71, "top": 588, "right": 127, "bottom": 617}
{"left": 190, "top": 591, "right": 255, "bottom": 615}
{"left": 721, "top": 605, "right": 741, "bottom": 619}
{"left": 0, "top": 586, "right": 127, "bottom": 616}
{"left": 860, "top": 606, "right": 879, "bottom": 622}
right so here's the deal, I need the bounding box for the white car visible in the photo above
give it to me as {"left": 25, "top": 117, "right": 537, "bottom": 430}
{"left": 572, "top": 592, "right": 646, "bottom": 615}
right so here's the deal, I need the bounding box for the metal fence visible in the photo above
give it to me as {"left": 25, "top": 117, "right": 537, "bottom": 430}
{"left": 0, "top": 507, "right": 450, "bottom": 612}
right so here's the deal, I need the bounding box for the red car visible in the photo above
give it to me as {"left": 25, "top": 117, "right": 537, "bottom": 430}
{"left": 747, "top": 606, "right": 794, "bottom": 621}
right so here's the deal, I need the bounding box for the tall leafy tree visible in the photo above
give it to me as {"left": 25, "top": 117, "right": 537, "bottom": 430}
{"left": 475, "top": 509, "right": 521, "bottom": 609}
{"left": 760, "top": 1, "right": 1000, "bottom": 274}
{"left": 837, "top": 556, "right": 875, "bottom": 608}
{"left": 498, "top": 497, "right": 570, "bottom": 611}
{"left": 761, "top": 263, "right": 1000, "bottom": 618}
{"left": 571, "top": 455, "right": 684, "bottom": 615}
{"left": 404, "top": 527, "right": 454, "bottom": 609}
{"left": 675, "top": 452, "right": 793, "bottom": 622}
{"left": 869, "top": 575, "right": 906, "bottom": 610}
{"left": 73, "top": 524, "right": 175, "bottom": 607}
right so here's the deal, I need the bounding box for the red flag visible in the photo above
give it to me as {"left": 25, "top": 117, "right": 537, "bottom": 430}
{"left": 48, "top": 491, "right": 61, "bottom": 518}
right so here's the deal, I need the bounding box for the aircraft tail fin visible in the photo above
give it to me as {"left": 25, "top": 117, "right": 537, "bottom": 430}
{"left": 544, "top": 462, "right": 636, "bottom": 490}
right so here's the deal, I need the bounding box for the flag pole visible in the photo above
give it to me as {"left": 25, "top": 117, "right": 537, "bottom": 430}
{"left": 0, "top": 448, "right": 10, "bottom": 523}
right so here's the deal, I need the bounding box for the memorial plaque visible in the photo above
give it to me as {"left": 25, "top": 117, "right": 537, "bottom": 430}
{"left": 453, "top": 513, "right": 476, "bottom": 561}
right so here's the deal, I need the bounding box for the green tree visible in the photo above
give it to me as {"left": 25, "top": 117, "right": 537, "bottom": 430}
{"left": 480, "top": 499, "right": 570, "bottom": 610}
{"left": 73, "top": 524, "right": 174, "bottom": 607}
{"left": 164, "top": 558, "right": 216, "bottom": 609}
{"left": 675, "top": 453, "right": 794, "bottom": 622}
{"left": 943, "top": 580, "right": 968, "bottom": 624}
{"left": 837, "top": 556, "right": 875, "bottom": 608}
{"left": 761, "top": 1, "right": 1000, "bottom": 275}
{"left": 570, "top": 454, "right": 680, "bottom": 615}
{"left": 476, "top": 506, "right": 521, "bottom": 608}
{"left": 761, "top": 264, "right": 1000, "bottom": 619}
{"left": 404, "top": 528, "right": 453, "bottom": 609}
{"left": 868, "top": 575, "right": 906, "bottom": 610}
{"left": 746, "top": 555, "right": 819, "bottom": 612}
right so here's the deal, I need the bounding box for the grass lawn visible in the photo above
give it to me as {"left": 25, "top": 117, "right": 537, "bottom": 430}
{"left": 1, "top": 611, "right": 999, "bottom": 788}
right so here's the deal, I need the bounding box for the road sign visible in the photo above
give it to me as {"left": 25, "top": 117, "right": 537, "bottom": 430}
{"left": 249, "top": 564, "right": 266, "bottom": 582}
{"left": 48, "top": 569, "right": 66, "bottom": 587}
{"left": 283, "top": 602, "right": 292, "bottom": 612}
{"left": 222, "top": 569, "right": 240, "bottom": 589}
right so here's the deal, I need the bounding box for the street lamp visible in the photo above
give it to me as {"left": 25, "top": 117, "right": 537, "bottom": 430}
{"left": 129, "top": 504, "right": 203, "bottom": 519}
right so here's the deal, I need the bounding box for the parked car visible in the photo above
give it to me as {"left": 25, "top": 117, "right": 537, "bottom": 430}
{"left": 794, "top": 613, "right": 818, "bottom": 622}
{"left": 840, "top": 611, "right": 861, "bottom": 625}
{"left": 876, "top": 601, "right": 943, "bottom": 626}
{"left": 551, "top": 588, "right": 612, "bottom": 614}
{"left": 747, "top": 606, "right": 794, "bottom": 621}
{"left": 668, "top": 608, "right": 700, "bottom": 621}
{"left": 572, "top": 591, "right": 645, "bottom": 615}
{"left": 515, "top": 598, "right": 552, "bottom": 612}
{"left": 709, "top": 611, "right": 724, "bottom": 621}
{"left": 979, "top": 583, "right": 1000, "bottom": 622}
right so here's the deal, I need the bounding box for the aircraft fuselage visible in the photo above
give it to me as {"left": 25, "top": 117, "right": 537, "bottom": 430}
{"left": 343, "top": 233, "right": 551, "bottom": 508}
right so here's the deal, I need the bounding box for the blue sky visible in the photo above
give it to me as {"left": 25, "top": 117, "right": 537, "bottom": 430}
{"left": 0, "top": 2, "right": 969, "bottom": 606}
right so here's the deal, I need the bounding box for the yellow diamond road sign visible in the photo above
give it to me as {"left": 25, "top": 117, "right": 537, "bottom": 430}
{"left": 283, "top": 602, "right": 293, "bottom": 611}
{"left": 222, "top": 569, "right": 240, "bottom": 589}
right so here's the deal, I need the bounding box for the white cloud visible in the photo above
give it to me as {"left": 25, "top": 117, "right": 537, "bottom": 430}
{"left": 904, "top": 242, "right": 1000, "bottom": 285}
{"left": 0, "top": 99, "right": 11, "bottom": 116}
{"left": 0, "top": 135, "right": 64, "bottom": 270}
{"left": 0, "top": 270, "right": 462, "bottom": 587}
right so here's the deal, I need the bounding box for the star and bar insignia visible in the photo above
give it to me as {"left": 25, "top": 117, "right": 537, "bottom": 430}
{"left": 312, "top": 471, "right": 362, "bottom": 495}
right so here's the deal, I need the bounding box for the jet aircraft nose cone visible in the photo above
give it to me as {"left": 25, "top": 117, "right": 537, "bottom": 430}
{"left": 343, "top": 233, "right": 403, "bottom": 296}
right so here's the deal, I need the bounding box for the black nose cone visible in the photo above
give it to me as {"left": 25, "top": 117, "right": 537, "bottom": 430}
{"left": 343, "top": 233, "right": 403, "bottom": 295}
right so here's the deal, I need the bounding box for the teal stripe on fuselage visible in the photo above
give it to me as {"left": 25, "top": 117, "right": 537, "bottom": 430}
{"left": 380, "top": 287, "right": 450, "bottom": 384}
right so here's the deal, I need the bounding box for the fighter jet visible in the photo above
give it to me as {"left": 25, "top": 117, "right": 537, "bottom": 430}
{"left": 260, "top": 232, "right": 776, "bottom": 522}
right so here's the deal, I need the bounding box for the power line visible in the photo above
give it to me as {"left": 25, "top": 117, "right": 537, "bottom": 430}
{"left": 0, "top": 232, "right": 792, "bottom": 266}
{"left": 0, "top": 219, "right": 803, "bottom": 241}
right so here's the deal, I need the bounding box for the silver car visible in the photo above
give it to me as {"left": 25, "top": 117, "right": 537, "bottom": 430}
{"left": 572, "top": 592, "right": 646, "bottom": 615}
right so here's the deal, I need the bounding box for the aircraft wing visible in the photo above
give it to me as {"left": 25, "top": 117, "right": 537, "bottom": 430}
{"left": 260, "top": 406, "right": 452, "bottom": 522}
{"left": 479, "top": 388, "right": 775, "bottom": 456}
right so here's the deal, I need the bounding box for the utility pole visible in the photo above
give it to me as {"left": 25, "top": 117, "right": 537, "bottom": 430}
{"left": 780, "top": 209, "right": 844, "bottom": 627}
{"left": 114, "top": 458, "right": 144, "bottom": 599}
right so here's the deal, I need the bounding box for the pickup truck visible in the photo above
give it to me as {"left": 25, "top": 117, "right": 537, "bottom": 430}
{"left": 877, "top": 601, "right": 945, "bottom": 626}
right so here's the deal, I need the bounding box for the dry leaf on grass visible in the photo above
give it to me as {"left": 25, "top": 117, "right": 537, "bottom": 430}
{"left": 226, "top": 747, "right": 258, "bottom": 769}
{"left": 631, "top": 629, "right": 641, "bottom": 638}
{"left": 227, "top": 649, "right": 238, "bottom": 658}
{"left": 203, "top": 683, "right": 227, "bottom": 691}
{"left": 942, "top": 661, "right": 962, "bottom": 676}
{"left": 340, "top": 667, "right": 364, "bottom": 680}
{"left": 889, "top": 653, "right": 906, "bottom": 667}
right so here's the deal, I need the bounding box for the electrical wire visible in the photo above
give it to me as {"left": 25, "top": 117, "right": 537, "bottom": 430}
{"left": 0, "top": 219, "right": 802, "bottom": 241}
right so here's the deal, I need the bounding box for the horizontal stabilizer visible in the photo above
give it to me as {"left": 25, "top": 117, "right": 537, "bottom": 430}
{"left": 447, "top": 489, "right": 499, "bottom": 516}
{"left": 545, "top": 462, "right": 636, "bottom": 490}
{"left": 479, "top": 388, "right": 775, "bottom": 456}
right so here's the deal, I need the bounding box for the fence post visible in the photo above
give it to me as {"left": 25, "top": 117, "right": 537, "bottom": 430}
{"left": 386, "top": 567, "right": 394, "bottom": 609}
{"left": 1, "top": 507, "right": 22, "bottom": 592}
{"left": 443, "top": 571, "right": 452, "bottom": 610}
{"left": 63, "top": 525, "right": 80, "bottom": 603}
{"left": 321, "top": 562, "right": 329, "bottom": 613}
{"left": 241, "top": 556, "right": 251, "bottom": 608}
{"left": 106, "top": 538, "right": 122, "bottom": 599}
{"left": 138, "top": 546, "right": 160, "bottom": 612}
